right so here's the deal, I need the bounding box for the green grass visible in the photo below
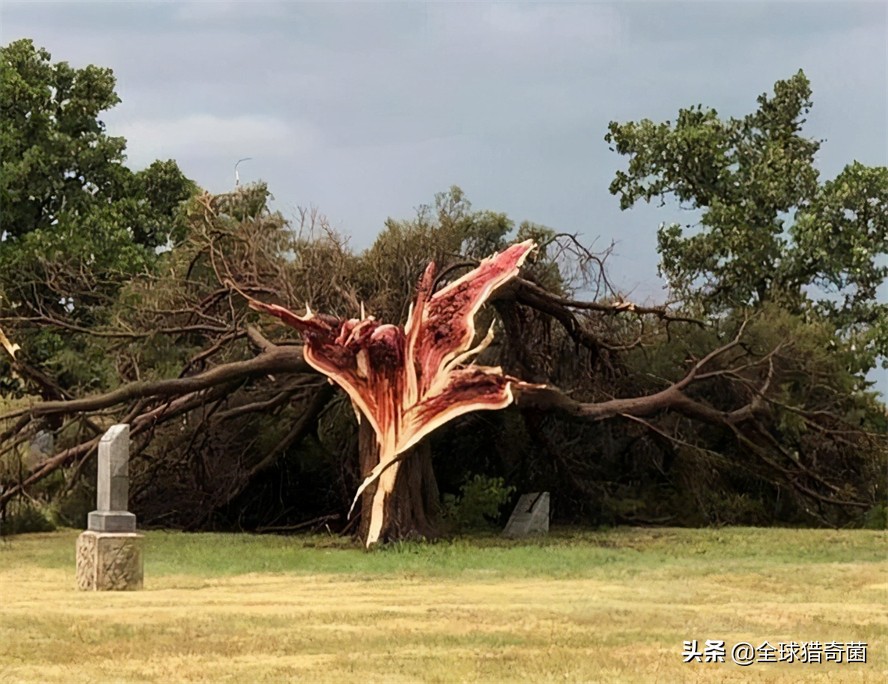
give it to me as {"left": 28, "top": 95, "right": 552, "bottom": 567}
{"left": 6, "top": 526, "right": 882, "bottom": 577}
{"left": 0, "top": 527, "right": 885, "bottom": 683}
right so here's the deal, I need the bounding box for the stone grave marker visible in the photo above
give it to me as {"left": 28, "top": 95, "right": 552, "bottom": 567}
{"left": 502, "top": 492, "right": 550, "bottom": 538}
{"left": 76, "top": 424, "right": 144, "bottom": 590}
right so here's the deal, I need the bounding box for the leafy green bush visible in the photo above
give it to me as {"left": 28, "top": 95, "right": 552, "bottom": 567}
{"left": 0, "top": 500, "right": 56, "bottom": 535}
{"left": 862, "top": 504, "right": 888, "bottom": 530}
{"left": 442, "top": 474, "right": 515, "bottom": 531}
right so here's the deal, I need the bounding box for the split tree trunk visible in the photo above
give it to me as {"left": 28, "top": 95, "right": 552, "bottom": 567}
{"left": 357, "top": 419, "right": 439, "bottom": 545}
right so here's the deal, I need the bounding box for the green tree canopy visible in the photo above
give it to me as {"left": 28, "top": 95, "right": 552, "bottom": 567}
{"left": 1, "top": 39, "right": 196, "bottom": 246}
{"left": 606, "top": 70, "right": 888, "bottom": 373}
{"left": 0, "top": 39, "right": 197, "bottom": 395}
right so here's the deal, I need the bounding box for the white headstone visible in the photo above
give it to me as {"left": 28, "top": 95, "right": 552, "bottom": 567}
{"left": 87, "top": 424, "right": 136, "bottom": 532}
{"left": 78, "top": 424, "right": 143, "bottom": 591}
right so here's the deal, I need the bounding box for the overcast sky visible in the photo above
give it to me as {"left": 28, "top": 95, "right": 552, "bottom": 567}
{"left": 3, "top": 0, "right": 887, "bottom": 390}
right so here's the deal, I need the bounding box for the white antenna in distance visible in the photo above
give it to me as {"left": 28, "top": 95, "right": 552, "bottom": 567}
{"left": 235, "top": 157, "right": 253, "bottom": 186}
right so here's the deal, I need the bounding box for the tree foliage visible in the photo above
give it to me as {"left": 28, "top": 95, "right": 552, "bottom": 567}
{"left": 606, "top": 70, "right": 888, "bottom": 374}
{"left": 0, "top": 39, "right": 197, "bottom": 396}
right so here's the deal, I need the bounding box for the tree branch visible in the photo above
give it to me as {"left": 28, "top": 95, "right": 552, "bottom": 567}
{"left": 507, "top": 277, "right": 706, "bottom": 326}
{"left": 1, "top": 344, "right": 313, "bottom": 421}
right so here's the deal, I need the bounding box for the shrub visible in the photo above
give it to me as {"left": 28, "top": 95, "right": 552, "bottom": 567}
{"left": 442, "top": 474, "right": 515, "bottom": 531}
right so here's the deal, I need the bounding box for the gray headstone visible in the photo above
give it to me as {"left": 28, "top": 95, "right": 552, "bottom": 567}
{"left": 87, "top": 424, "right": 136, "bottom": 533}
{"left": 26, "top": 429, "right": 54, "bottom": 469}
{"left": 29, "top": 429, "right": 54, "bottom": 457}
{"left": 503, "top": 492, "right": 550, "bottom": 538}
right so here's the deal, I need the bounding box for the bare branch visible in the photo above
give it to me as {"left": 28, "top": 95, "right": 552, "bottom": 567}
{"left": 0, "top": 344, "right": 313, "bottom": 422}
{"left": 509, "top": 277, "right": 705, "bottom": 326}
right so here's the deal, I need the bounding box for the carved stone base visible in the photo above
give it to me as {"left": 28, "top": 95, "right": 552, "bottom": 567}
{"left": 76, "top": 530, "right": 144, "bottom": 591}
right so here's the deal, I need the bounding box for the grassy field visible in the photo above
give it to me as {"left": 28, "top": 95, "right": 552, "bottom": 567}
{"left": 0, "top": 527, "right": 885, "bottom": 683}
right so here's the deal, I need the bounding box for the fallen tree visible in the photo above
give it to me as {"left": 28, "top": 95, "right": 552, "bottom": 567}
{"left": 1, "top": 185, "right": 882, "bottom": 541}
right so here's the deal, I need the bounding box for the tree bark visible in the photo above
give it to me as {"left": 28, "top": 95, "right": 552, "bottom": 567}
{"left": 356, "top": 419, "right": 439, "bottom": 545}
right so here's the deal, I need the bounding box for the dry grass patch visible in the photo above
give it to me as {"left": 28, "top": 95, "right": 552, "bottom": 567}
{"left": 0, "top": 527, "right": 885, "bottom": 682}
